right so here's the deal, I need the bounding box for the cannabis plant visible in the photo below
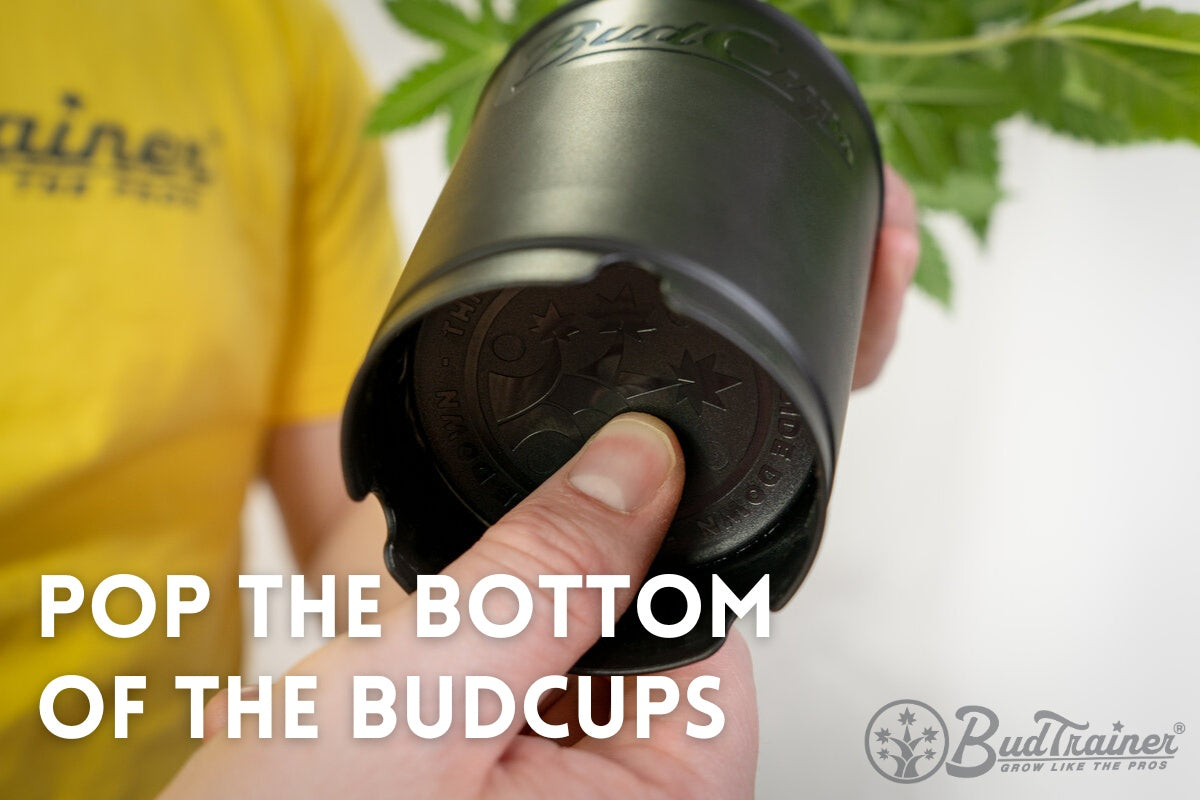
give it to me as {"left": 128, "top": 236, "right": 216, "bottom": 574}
{"left": 368, "top": 0, "right": 1200, "bottom": 303}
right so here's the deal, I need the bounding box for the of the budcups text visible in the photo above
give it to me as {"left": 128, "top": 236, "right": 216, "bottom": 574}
{"left": 38, "top": 571, "right": 770, "bottom": 740}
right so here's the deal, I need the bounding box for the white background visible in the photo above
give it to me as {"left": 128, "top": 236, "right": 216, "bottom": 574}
{"left": 246, "top": 1, "right": 1200, "bottom": 797}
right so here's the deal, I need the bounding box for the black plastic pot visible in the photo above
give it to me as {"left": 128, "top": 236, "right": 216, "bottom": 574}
{"left": 343, "top": 0, "right": 882, "bottom": 673}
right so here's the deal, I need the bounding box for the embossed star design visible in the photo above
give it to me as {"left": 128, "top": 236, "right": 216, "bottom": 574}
{"left": 589, "top": 283, "right": 656, "bottom": 341}
{"left": 672, "top": 351, "right": 741, "bottom": 414}
{"left": 574, "top": 343, "right": 643, "bottom": 385}
{"left": 1113, "top": 721, "right": 1125, "bottom": 733}
{"left": 529, "top": 302, "right": 580, "bottom": 342}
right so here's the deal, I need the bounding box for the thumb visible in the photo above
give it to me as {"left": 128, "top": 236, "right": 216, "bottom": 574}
{"left": 428, "top": 412, "right": 684, "bottom": 691}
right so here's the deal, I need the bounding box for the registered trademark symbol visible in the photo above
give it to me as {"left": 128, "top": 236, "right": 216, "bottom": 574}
{"left": 1174, "top": 722, "right": 1186, "bottom": 735}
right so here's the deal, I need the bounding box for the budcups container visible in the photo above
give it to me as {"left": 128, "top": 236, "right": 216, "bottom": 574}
{"left": 343, "top": 0, "right": 883, "bottom": 672}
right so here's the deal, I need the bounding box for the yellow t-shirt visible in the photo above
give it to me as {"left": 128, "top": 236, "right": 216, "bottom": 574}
{"left": 0, "top": 1, "right": 400, "bottom": 797}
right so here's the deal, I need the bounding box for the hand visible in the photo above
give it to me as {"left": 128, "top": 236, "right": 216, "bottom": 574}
{"left": 852, "top": 166, "right": 920, "bottom": 390}
{"left": 162, "top": 414, "right": 757, "bottom": 799}
{"left": 264, "top": 164, "right": 919, "bottom": 614}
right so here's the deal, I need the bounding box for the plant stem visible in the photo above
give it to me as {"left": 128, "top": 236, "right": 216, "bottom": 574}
{"left": 819, "top": 20, "right": 1200, "bottom": 59}
{"left": 1041, "top": 24, "right": 1200, "bottom": 56}
{"left": 858, "top": 84, "right": 1012, "bottom": 105}
{"left": 818, "top": 25, "right": 1038, "bottom": 57}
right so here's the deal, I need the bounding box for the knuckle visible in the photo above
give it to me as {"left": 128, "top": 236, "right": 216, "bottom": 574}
{"left": 483, "top": 498, "right": 614, "bottom": 580}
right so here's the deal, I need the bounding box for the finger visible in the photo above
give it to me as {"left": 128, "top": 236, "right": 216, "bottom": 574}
{"left": 524, "top": 676, "right": 589, "bottom": 746}
{"left": 201, "top": 683, "right": 263, "bottom": 740}
{"left": 853, "top": 226, "right": 920, "bottom": 388}
{"left": 573, "top": 629, "right": 759, "bottom": 794}
{"left": 202, "top": 689, "right": 228, "bottom": 740}
{"left": 853, "top": 167, "right": 920, "bottom": 389}
{"left": 881, "top": 164, "right": 918, "bottom": 236}
{"left": 431, "top": 412, "right": 685, "bottom": 693}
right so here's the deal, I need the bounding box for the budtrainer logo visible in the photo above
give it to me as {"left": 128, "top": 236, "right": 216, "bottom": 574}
{"left": 0, "top": 92, "right": 214, "bottom": 207}
{"left": 865, "top": 699, "right": 1185, "bottom": 783}
{"left": 865, "top": 700, "right": 949, "bottom": 783}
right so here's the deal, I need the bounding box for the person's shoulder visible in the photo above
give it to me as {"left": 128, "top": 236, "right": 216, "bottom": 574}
{"left": 184, "top": 0, "right": 346, "bottom": 65}
{"left": 182, "top": 0, "right": 360, "bottom": 114}
{"left": 218, "top": 0, "right": 345, "bottom": 48}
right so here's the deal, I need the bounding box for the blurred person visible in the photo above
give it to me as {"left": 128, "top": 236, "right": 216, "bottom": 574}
{"left": 0, "top": 0, "right": 919, "bottom": 797}
{"left": 1, "top": 1, "right": 401, "bottom": 796}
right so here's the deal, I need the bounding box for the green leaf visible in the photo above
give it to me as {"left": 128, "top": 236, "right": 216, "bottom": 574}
{"left": 1009, "top": 39, "right": 1067, "bottom": 123}
{"left": 888, "top": 118, "right": 1001, "bottom": 244}
{"left": 366, "top": 52, "right": 498, "bottom": 134}
{"left": 383, "top": 0, "right": 499, "bottom": 52}
{"left": 915, "top": 224, "right": 953, "bottom": 306}
{"left": 967, "top": 0, "right": 1030, "bottom": 26}
{"left": 1009, "top": 39, "right": 1129, "bottom": 143}
{"left": 477, "top": 0, "right": 511, "bottom": 38}
{"left": 879, "top": 103, "right": 958, "bottom": 183}
{"left": 828, "top": 0, "right": 856, "bottom": 29}
{"left": 775, "top": 0, "right": 824, "bottom": 14}
{"left": 1046, "top": 100, "right": 1138, "bottom": 142}
{"left": 368, "top": 0, "right": 1200, "bottom": 310}
{"left": 913, "top": 170, "right": 1003, "bottom": 241}
{"left": 778, "top": 1, "right": 839, "bottom": 34}
{"left": 513, "top": 0, "right": 566, "bottom": 30}
{"left": 479, "top": 0, "right": 497, "bottom": 24}
{"left": 1059, "top": 1, "right": 1200, "bottom": 56}
{"left": 954, "top": 126, "right": 1002, "bottom": 239}
{"left": 1028, "top": 0, "right": 1091, "bottom": 21}
{"left": 860, "top": 61, "right": 1021, "bottom": 117}
{"left": 851, "top": 4, "right": 921, "bottom": 39}
{"left": 445, "top": 74, "right": 489, "bottom": 163}
{"left": 1043, "top": 4, "right": 1200, "bottom": 143}
{"left": 876, "top": 99, "right": 1009, "bottom": 190}
{"left": 866, "top": 53, "right": 1019, "bottom": 190}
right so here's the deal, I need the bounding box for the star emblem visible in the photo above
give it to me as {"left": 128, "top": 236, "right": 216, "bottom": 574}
{"left": 1113, "top": 721, "right": 1124, "bottom": 733}
{"left": 877, "top": 748, "right": 890, "bottom": 761}
{"left": 898, "top": 708, "right": 918, "bottom": 727}
{"left": 529, "top": 302, "right": 580, "bottom": 342}
{"left": 874, "top": 728, "right": 891, "bottom": 744}
{"left": 922, "top": 726, "right": 938, "bottom": 742}
{"left": 672, "top": 351, "right": 741, "bottom": 414}
{"left": 589, "top": 283, "right": 656, "bottom": 341}
{"left": 553, "top": 343, "right": 677, "bottom": 411}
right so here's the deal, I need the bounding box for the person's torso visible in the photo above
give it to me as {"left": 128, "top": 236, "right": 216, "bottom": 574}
{"left": 0, "top": 2, "right": 310, "bottom": 796}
